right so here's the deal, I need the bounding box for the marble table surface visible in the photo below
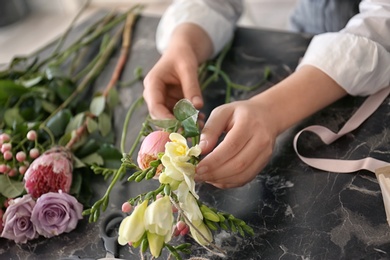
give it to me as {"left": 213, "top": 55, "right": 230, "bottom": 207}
{"left": 1, "top": 14, "right": 390, "bottom": 260}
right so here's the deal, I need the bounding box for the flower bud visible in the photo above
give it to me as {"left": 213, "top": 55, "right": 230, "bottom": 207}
{"left": 24, "top": 146, "right": 73, "bottom": 198}
{"left": 137, "top": 131, "right": 170, "bottom": 173}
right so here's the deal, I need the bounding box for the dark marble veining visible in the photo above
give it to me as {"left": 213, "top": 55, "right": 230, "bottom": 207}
{"left": 2, "top": 14, "right": 390, "bottom": 260}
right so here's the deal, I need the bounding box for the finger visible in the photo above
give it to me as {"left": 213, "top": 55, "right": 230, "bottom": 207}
{"left": 143, "top": 77, "right": 174, "bottom": 119}
{"left": 179, "top": 65, "right": 203, "bottom": 109}
{"left": 196, "top": 135, "right": 270, "bottom": 188}
{"left": 198, "top": 106, "right": 232, "bottom": 154}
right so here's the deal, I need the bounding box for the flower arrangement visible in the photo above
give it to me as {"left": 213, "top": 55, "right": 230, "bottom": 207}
{"left": 85, "top": 99, "right": 255, "bottom": 259}
{"left": 0, "top": 6, "right": 143, "bottom": 243}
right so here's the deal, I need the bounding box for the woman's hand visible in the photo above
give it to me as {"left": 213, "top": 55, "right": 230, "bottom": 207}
{"left": 143, "top": 45, "right": 202, "bottom": 119}
{"left": 195, "top": 99, "right": 277, "bottom": 189}
{"left": 143, "top": 24, "right": 213, "bottom": 119}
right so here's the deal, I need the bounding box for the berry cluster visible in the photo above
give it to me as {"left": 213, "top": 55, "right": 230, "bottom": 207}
{"left": 0, "top": 131, "right": 41, "bottom": 177}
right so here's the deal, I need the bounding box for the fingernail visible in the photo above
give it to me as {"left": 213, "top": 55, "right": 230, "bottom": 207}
{"left": 192, "top": 96, "right": 202, "bottom": 107}
{"left": 199, "top": 134, "right": 207, "bottom": 150}
{"left": 196, "top": 166, "right": 208, "bottom": 175}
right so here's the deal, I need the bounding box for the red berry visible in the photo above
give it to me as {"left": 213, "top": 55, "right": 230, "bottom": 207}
{"left": 16, "top": 151, "right": 26, "bottom": 162}
{"left": 3, "top": 151, "right": 12, "bottom": 161}
{"left": 121, "top": 202, "right": 132, "bottom": 213}
{"left": 29, "top": 148, "right": 40, "bottom": 159}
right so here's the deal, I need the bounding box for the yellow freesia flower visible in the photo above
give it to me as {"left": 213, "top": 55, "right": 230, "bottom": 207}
{"left": 117, "top": 200, "right": 148, "bottom": 245}
{"left": 161, "top": 133, "right": 201, "bottom": 199}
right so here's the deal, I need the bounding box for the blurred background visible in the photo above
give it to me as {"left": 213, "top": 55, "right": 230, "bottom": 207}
{"left": 0, "top": 0, "right": 298, "bottom": 65}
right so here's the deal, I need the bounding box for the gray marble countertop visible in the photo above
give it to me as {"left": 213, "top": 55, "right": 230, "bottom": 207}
{"left": 1, "top": 14, "right": 390, "bottom": 260}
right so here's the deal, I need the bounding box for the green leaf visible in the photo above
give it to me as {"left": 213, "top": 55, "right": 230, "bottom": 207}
{"left": 58, "top": 132, "right": 72, "bottom": 147}
{"left": 98, "top": 112, "right": 111, "bottom": 137}
{"left": 18, "top": 75, "right": 43, "bottom": 88}
{"left": 65, "top": 112, "right": 85, "bottom": 134}
{"left": 70, "top": 171, "right": 82, "bottom": 196}
{"left": 148, "top": 118, "right": 179, "bottom": 130}
{"left": 4, "top": 108, "right": 25, "bottom": 127}
{"left": 107, "top": 88, "right": 119, "bottom": 108}
{"left": 90, "top": 95, "right": 106, "bottom": 116}
{"left": 97, "top": 143, "right": 122, "bottom": 168}
{"left": 87, "top": 117, "right": 98, "bottom": 133}
{"left": 46, "top": 109, "right": 72, "bottom": 137}
{"left": 41, "top": 100, "right": 57, "bottom": 113}
{"left": 81, "top": 152, "right": 104, "bottom": 166}
{"left": 0, "top": 80, "right": 29, "bottom": 103}
{"left": 0, "top": 175, "right": 25, "bottom": 198}
{"left": 73, "top": 156, "right": 86, "bottom": 168}
{"left": 75, "top": 138, "right": 100, "bottom": 158}
{"left": 173, "top": 99, "right": 200, "bottom": 137}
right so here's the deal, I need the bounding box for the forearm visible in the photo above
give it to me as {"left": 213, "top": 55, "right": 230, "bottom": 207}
{"left": 251, "top": 65, "right": 347, "bottom": 135}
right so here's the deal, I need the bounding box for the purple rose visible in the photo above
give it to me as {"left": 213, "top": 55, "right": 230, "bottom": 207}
{"left": 1, "top": 194, "right": 38, "bottom": 243}
{"left": 31, "top": 190, "right": 83, "bottom": 238}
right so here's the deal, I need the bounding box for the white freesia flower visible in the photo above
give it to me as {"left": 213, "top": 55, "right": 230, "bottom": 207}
{"left": 144, "top": 196, "right": 174, "bottom": 257}
{"left": 118, "top": 200, "right": 148, "bottom": 245}
{"left": 177, "top": 182, "right": 203, "bottom": 222}
{"left": 161, "top": 133, "right": 201, "bottom": 198}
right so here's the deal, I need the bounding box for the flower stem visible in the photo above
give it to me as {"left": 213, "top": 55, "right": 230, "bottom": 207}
{"left": 40, "top": 25, "right": 124, "bottom": 129}
{"left": 103, "top": 11, "right": 139, "bottom": 97}
{"left": 120, "top": 96, "right": 145, "bottom": 154}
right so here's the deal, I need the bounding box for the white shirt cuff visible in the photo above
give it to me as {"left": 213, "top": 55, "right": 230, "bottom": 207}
{"left": 297, "top": 32, "right": 390, "bottom": 96}
{"left": 156, "top": 0, "right": 236, "bottom": 57}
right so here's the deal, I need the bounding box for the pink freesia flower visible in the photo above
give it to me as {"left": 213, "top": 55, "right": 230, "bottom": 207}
{"left": 31, "top": 190, "right": 83, "bottom": 238}
{"left": 1, "top": 194, "right": 38, "bottom": 243}
{"left": 137, "top": 131, "right": 170, "bottom": 173}
{"left": 24, "top": 146, "right": 73, "bottom": 198}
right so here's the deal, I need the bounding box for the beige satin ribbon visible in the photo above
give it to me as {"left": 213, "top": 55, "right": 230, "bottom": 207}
{"left": 293, "top": 86, "right": 390, "bottom": 224}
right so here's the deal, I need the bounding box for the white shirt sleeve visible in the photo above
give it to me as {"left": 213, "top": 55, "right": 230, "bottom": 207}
{"left": 156, "top": 0, "right": 243, "bottom": 57}
{"left": 297, "top": 0, "right": 390, "bottom": 96}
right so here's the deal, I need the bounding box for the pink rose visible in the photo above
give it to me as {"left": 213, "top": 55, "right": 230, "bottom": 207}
{"left": 24, "top": 146, "right": 73, "bottom": 198}
{"left": 31, "top": 190, "right": 83, "bottom": 238}
{"left": 1, "top": 194, "right": 38, "bottom": 243}
{"left": 137, "top": 131, "right": 170, "bottom": 173}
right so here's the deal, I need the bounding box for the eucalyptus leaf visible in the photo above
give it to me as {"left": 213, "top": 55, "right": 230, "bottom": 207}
{"left": 81, "top": 152, "right": 104, "bottom": 166}
{"left": 87, "top": 117, "right": 98, "bottom": 133}
{"left": 65, "top": 112, "right": 85, "bottom": 134}
{"left": 75, "top": 138, "right": 100, "bottom": 158}
{"left": 90, "top": 95, "right": 106, "bottom": 116}
{"left": 0, "top": 80, "right": 29, "bottom": 103}
{"left": 41, "top": 100, "right": 57, "bottom": 113}
{"left": 46, "top": 109, "right": 72, "bottom": 137}
{"left": 107, "top": 88, "right": 119, "bottom": 108}
{"left": 73, "top": 156, "right": 86, "bottom": 168}
{"left": 0, "top": 175, "right": 25, "bottom": 198}
{"left": 148, "top": 118, "right": 179, "bottom": 130}
{"left": 173, "top": 99, "right": 200, "bottom": 137}
{"left": 4, "top": 108, "right": 25, "bottom": 127}
{"left": 18, "top": 75, "right": 43, "bottom": 88}
{"left": 58, "top": 132, "right": 72, "bottom": 147}
{"left": 70, "top": 171, "right": 83, "bottom": 195}
{"left": 97, "top": 143, "right": 122, "bottom": 168}
{"left": 98, "top": 112, "right": 111, "bottom": 137}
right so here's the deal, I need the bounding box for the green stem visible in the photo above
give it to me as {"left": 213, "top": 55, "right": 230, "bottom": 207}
{"left": 120, "top": 96, "right": 145, "bottom": 154}
{"left": 51, "top": 0, "right": 91, "bottom": 57}
{"left": 40, "top": 25, "right": 124, "bottom": 128}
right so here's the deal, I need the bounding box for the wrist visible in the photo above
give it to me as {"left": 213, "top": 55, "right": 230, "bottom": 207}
{"left": 166, "top": 23, "right": 213, "bottom": 64}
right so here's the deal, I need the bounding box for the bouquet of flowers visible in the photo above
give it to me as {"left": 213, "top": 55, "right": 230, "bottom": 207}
{"left": 0, "top": 6, "right": 143, "bottom": 244}
{"left": 85, "top": 99, "right": 254, "bottom": 259}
